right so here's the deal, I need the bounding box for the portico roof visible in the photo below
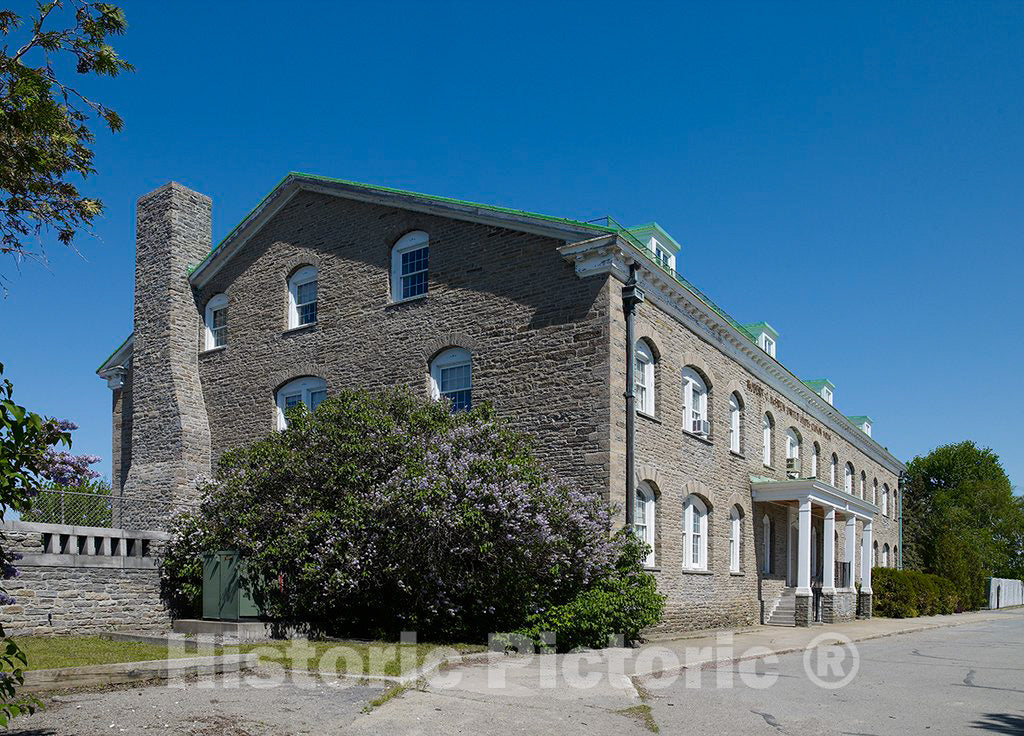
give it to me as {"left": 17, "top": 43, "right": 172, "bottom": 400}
{"left": 750, "top": 477, "right": 878, "bottom": 521}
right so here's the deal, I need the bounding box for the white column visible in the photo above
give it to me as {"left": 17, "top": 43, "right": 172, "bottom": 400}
{"left": 861, "top": 519, "right": 873, "bottom": 593}
{"left": 822, "top": 508, "right": 836, "bottom": 592}
{"left": 844, "top": 515, "right": 857, "bottom": 589}
{"left": 797, "top": 496, "right": 812, "bottom": 595}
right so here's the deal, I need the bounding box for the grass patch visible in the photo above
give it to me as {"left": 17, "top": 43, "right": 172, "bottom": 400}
{"left": 615, "top": 704, "right": 659, "bottom": 734}
{"left": 14, "top": 637, "right": 189, "bottom": 671}
{"left": 362, "top": 683, "right": 411, "bottom": 713}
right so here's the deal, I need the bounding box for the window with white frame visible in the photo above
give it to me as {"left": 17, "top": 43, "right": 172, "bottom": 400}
{"left": 728, "top": 392, "right": 742, "bottom": 453}
{"left": 811, "top": 442, "right": 820, "bottom": 478}
{"left": 860, "top": 471, "right": 866, "bottom": 499}
{"left": 821, "top": 386, "right": 833, "bottom": 405}
{"left": 391, "top": 231, "right": 429, "bottom": 301}
{"left": 761, "top": 514, "right": 772, "bottom": 574}
{"left": 785, "top": 428, "right": 801, "bottom": 476}
{"left": 287, "top": 266, "right": 318, "bottom": 329}
{"left": 882, "top": 484, "right": 890, "bottom": 516}
{"left": 204, "top": 293, "right": 229, "bottom": 350}
{"left": 682, "top": 367, "right": 709, "bottom": 436}
{"left": 762, "top": 413, "right": 774, "bottom": 467}
{"left": 830, "top": 453, "right": 838, "bottom": 487}
{"left": 430, "top": 347, "right": 472, "bottom": 412}
{"left": 634, "top": 482, "right": 656, "bottom": 567}
{"left": 881, "top": 543, "right": 889, "bottom": 568}
{"left": 760, "top": 334, "right": 776, "bottom": 358}
{"left": 652, "top": 239, "right": 672, "bottom": 270}
{"left": 845, "top": 463, "right": 854, "bottom": 494}
{"left": 729, "top": 506, "right": 741, "bottom": 573}
{"left": 635, "top": 341, "right": 655, "bottom": 416}
{"left": 682, "top": 495, "right": 708, "bottom": 571}
{"left": 276, "top": 376, "right": 327, "bottom": 430}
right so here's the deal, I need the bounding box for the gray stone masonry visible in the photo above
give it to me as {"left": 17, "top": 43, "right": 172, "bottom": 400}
{"left": 858, "top": 591, "right": 874, "bottom": 619}
{"left": 822, "top": 590, "right": 856, "bottom": 623}
{"left": 794, "top": 594, "right": 812, "bottom": 627}
{"left": 122, "top": 183, "right": 213, "bottom": 514}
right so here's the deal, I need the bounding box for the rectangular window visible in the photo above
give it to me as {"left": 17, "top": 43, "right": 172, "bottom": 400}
{"left": 284, "top": 393, "right": 302, "bottom": 410}
{"left": 211, "top": 307, "right": 228, "bottom": 347}
{"left": 296, "top": 280, "right": 318, "bottom": 325}
{"left": 400, "top": 246, "right": 429, "bottom": 299}
{"left": 309, "top": 390, "right": 327, "bottom": 410}
{"left": 635, "top": 356, "right": 648, "bottom": 413}
{"left": 439, "top": 363, "right": 472, "bottom": 411}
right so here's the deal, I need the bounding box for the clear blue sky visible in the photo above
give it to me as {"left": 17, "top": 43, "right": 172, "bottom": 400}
{"left": 3, "top": 1, "right": 1022, "bottom": 492}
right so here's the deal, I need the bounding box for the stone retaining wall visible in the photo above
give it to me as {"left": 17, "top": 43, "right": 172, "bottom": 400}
{"left": 2, "top": 521, "right": 170, "bottom": 636}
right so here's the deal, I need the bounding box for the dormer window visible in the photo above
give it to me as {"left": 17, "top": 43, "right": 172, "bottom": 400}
{"left": 862, "top": 421, "right": 871, "bottom": 437}
{"left": 652, "top": 239, "right": 672, "bottom": 270}
{"left": 760, "top": 334, "right": 776, "bottom": 358}
{"left": 744, "top": 323, "right": 779, "bottom": 359}
{"left": 822, "top": 387, "right": 833, "bottom": 405}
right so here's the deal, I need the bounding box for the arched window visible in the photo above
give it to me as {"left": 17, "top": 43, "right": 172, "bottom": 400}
{"left": 844, "top": 463, "right": 854, "bottom": 495}
{"left": 881, "top": 543, "right": 890, "bottom": 568}
{"left": 430, "top": 347, "right": 472, "bottom": 411}
{"left": 634, "top": 482, "right": 656, "bottom": 567}
{"left": 729, "top": 506, "right": 742, "bottom": 573}
{"left": 882, "top": 484, "right": 890, "bottom": 516}
{"left": 635, "top": 341, "right": 655, "bottom": 416}
{"left": 873, "top": 539, "right": 879, "bottom": 567}
{"left": 276, "top": 376, "right": 327, "bottom": 430}
{"left": 872, "top": 478, "right": 878, "bottom": 505}
{"left": 762, "top": 413, "right": 774, "bottom": 467}
{"left": 811, "top": 442, "right": 820, "bottom": 479}
{"left": 287, "top": 265, "right": 318, "bottom": 328}
{"left": 682, "top": 368, "right": 709, "bottom": 436}
{"left": 682, "top": 495, "right": 708, "bottom": 571}
{"left": 860, "top": 471, "right": 866, "bottom": 499}
{"left": 391, "top": 231, "right": 429, "bottom": 301}
{"left": 761, "top": 514, "right": 772, "bottom": 574}
{"left": 204, "top": 293, "right": 229, "bottom": 350}
{"left": 728, "top": 392, "right": 742, "bottom": 453}
{"left": 785, "top": 428, "right": 801, "bottom": 477}
{"left": 830, "top": 453, "right": 838, "bottom": 487}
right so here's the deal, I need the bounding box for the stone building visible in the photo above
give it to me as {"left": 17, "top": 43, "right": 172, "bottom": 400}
{"left": 97, "top": 174, "right": 904, "bottom": 630}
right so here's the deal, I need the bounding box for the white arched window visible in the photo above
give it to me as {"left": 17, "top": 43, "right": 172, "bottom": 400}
{"left": 830, "top": 454, "right": 838, "bottom": 487}
{"left": 276, "top": 376, "right": 327, "bottom": 430}
{"left": 762, "top": 413, "right": 774, "bottom": 467}
{"left": 634, "top": 483, "right": 656, "bottom": 567}
{"left": 635, "top": 341, "right": 655, "bottom": 416}
{"left": 881, "top": 543, "right": 890, "bottom": 568}
{"left": 761, "top": 514, "right": 772, "bottom": 574}
{"left": 844, "top": 463, "right": 854, "bottom": 495}
{"left": 682, "top": 495, "right": 708, "bottom": 571}
{"left": 288, "top": 265, "right": 318, "bottom": 329}
{"left": 391, "top": 231, "right": 429, "bottom": 301}
{"left": 882, "top": 484, "right": 890, "bottom": 516}
{"left": 728, "top": 392, "right": 742, "bottom": 453}
{"left": 860, "top": 471, "right": 866, "bottom": 499}
{"left": 204, "top": 293, "right": 229, "bottom": 350}
{"left": 430, "top": 347, "right": 472, "bottom": 411}
{"left": 729, "top": 506, "right": 741, "bottom": 573}
{"left": 785, "top": 428, "right": 801, "bottom": 477}
{"left": 811, "top": 442, "right": 820, "bottom": 478}
{"left": 682, "top": 368, "right": 709, "bottom": 436}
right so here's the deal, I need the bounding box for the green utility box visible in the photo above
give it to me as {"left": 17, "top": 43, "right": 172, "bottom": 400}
{"left": 201, "top": 550, "right": 261, "bottom": 620}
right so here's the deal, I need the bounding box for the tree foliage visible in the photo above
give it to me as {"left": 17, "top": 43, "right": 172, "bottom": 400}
{"left": 163, "top": 389, "right": 664, "bottom": 644}
{"left": 903, "top": 441, "right": 1024, "bottom": 608}
{"left": 0, "top": 361, "right": 70, "bottom": 725}
{"left": 0, "top": 1, "right": 132, "bottom": 266}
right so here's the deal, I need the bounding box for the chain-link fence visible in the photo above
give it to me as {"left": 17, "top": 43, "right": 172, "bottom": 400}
{"left": 20, "top": 489, "right": 195, "bottom": 531}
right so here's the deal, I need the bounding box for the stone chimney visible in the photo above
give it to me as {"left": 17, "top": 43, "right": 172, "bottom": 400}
{"left": 122, "top": 182, "right": 213, "bottom": 516}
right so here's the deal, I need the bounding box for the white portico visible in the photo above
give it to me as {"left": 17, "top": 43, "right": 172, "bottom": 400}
{"left": 753, "top": 477, "right": 878, "bottom": 626}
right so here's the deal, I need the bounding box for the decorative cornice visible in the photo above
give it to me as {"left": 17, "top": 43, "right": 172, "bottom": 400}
{"left": 558, "top": 237, "right": 905, "bottom": 474}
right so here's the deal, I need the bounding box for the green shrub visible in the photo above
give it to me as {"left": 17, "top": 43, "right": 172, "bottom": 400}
{"left": 515, "top": 531, "right": 665, "bottom": 651}
{"left": 872, "top": 567, "right": 963, "bottom": 618}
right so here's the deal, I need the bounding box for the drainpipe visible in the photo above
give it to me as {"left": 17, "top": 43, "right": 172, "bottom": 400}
{"left": 622, "top": 263, "right": 645, "bottom": 529}
{"left": 898, "top": 471, "right": 906, "bottom": 570}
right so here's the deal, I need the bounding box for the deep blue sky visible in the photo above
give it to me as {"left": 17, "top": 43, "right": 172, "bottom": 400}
{"left": 3, "top": 1, "right": 1022, "bottom": 492}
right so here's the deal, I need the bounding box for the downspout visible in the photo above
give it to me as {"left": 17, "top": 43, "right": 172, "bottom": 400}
{"left": 898, "top": 470, "right": 906, "bottom": 569}
{"left": 622, "top": 263, "right": 645, "bottom": 530}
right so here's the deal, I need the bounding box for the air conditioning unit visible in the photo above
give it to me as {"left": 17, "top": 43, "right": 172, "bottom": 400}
{"left": 786, "top": 457, "right": 798, "bottom": 471}
{"left": 691, "top": 419, "right": 710, "bottom": 436}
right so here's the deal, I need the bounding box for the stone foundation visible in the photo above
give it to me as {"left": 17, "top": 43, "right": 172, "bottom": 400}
{"left": 822, "top": 590, "right": 857, "bottom": 623}
{"left": 794, "top": 593, "right": 813, "bottom": 627}
{"left": 857, "top": 591, "right": 873, "bottom": 619}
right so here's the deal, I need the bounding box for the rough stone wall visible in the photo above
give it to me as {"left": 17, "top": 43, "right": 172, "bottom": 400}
{"left": 823, "top": 590, "right": 856, "bottom": 623}
{"left": 3, "top": 565, "right": 168, "bottom": 636}
{"left": 110, "top": 361, "right": 133, "bottom": 494}
{"left": 192, "top": 191, "right": 612, "bottom": 495}
{"left": 122, "top": 183, "right": 213, "bottom": 515}
{"left": 609, "top": 270, "right": 902, "bottom": 632}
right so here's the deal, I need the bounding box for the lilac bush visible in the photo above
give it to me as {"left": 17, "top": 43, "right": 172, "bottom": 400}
{"left": 164, "top": 389, "right": 663, "bottom": 642}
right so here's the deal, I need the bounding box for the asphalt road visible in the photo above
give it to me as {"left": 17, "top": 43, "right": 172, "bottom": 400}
{"left": 10, "top": 610, "right": 1024, "bottom": 735}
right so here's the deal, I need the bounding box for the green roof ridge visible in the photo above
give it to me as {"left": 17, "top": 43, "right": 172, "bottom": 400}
{"left": 96, "top": 333, "right": 133, "bottom": 373}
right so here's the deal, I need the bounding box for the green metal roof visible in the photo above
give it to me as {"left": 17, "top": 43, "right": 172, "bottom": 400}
{"left": 846, "top": 415, "right": 873, "bottom": 424}
{"left": 742, "top": 322, "right": 779, "bottom": 340}
{"left": 802, "top": 378, "right": 835, "bottom": 391}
